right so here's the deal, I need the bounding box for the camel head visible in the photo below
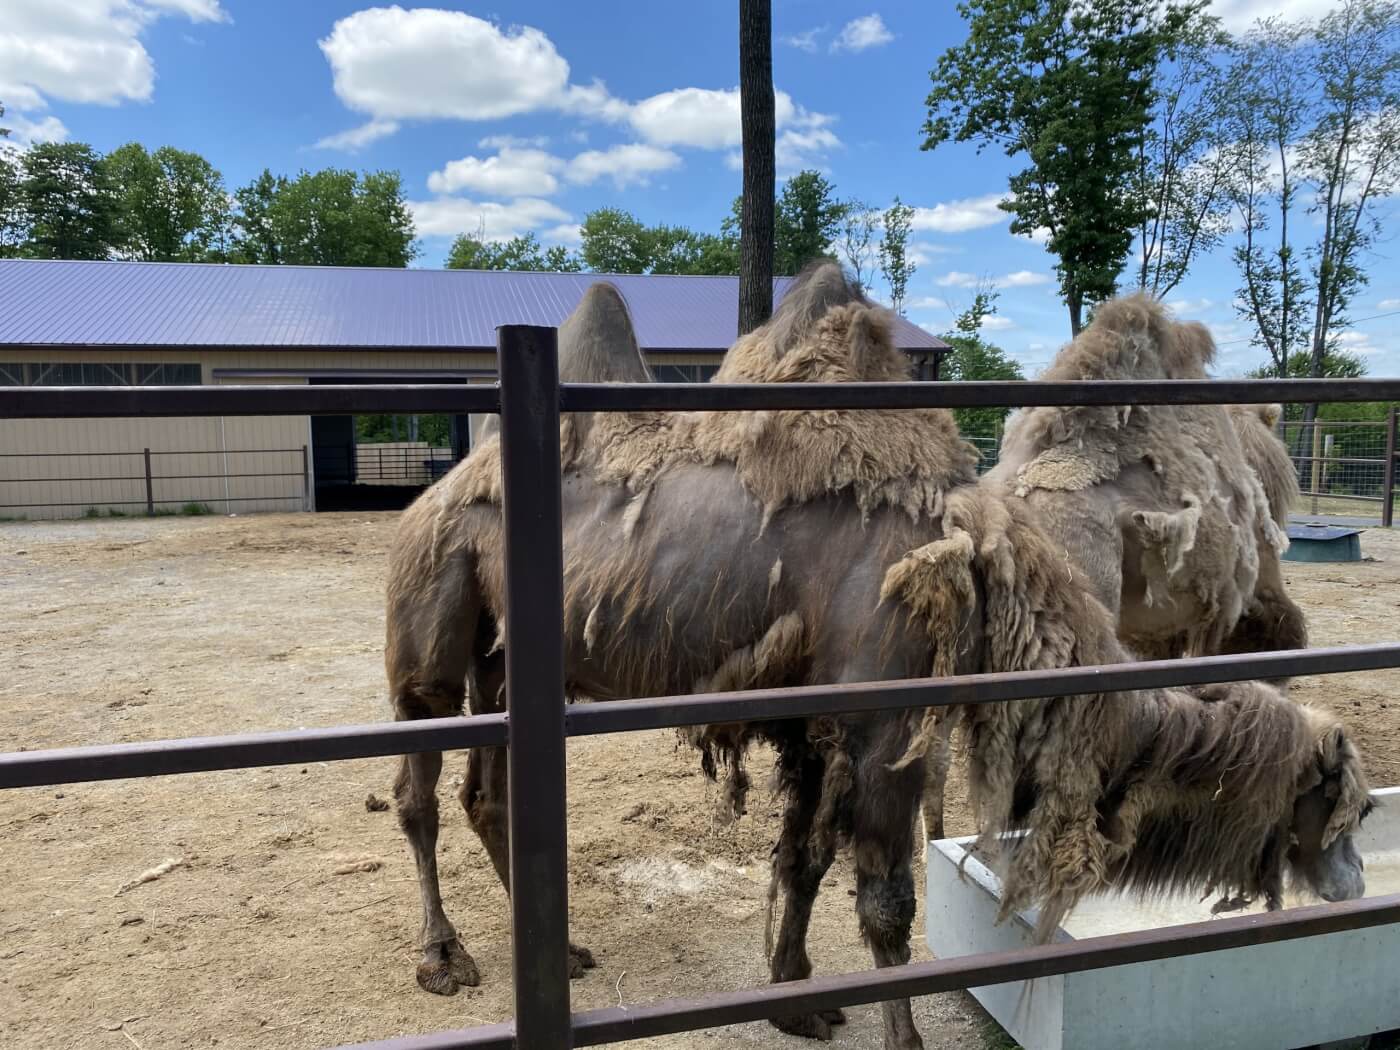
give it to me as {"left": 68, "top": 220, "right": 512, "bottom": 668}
{"left": 1287, "top": 714, "right": 1373, "bottom": 904}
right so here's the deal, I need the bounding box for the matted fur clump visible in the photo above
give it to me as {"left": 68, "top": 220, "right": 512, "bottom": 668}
{"left": 882, "top": 486, "right": 1371, "bottom": 939}
{"left": 434, "top": 262, "right": 978, "bottom": 530}
{"left": 991, "top": 295, "right": 1287, "bottom": 658}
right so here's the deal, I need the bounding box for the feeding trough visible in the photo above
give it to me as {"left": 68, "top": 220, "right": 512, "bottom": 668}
{"left": 926, "top": 786, "right": 1400, "bottom": 1050}
{"left": 1284, "top": 523, "right": 1363, "bottom": 563}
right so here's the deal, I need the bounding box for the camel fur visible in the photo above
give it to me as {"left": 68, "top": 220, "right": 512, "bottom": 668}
{"left": 884, "top": 485, "right": 1371, "bottom": 940}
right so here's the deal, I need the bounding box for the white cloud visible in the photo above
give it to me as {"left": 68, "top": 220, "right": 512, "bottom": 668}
{"left": 831, "top": 14, "right": 894, "bottom": 53}
{"left": 1210, "top": 0, "right": 1341, "bottom": 32}
{"left": 1335, "top": 330, "right": 1382, "bottom": 356}
{"left": 980, "top": 315, "right": 1016, "bottom": 331}
{"left": 408, "top": 196, "right": 571, "bottom": 241}
{"left": 627, "top": 86, "right": 836, "bottom": 152}
{"left": 782, "top": 26, "right": 825, "bottom": 52}
{"left": 560, "top": 80, "right": 634, "bottom": 123}
{"left": 2, "top": 110, "right": 69, "bottom": 147}
{"left": 936, "top": 269, "right": 1048, "bottom": 289}
{"left": 0, "top": 0, "right": 227, "bottom": 113}
{"left": 776, "top": 127, "right": 841, "bottom": 171}
{"left": 319, "top": 8, "right": 572, "bottom": 121}
{"left": 543, "top": 222, "right": 583, "bottom": 247}
{"left": 908, "top": 295, "right": 952, "bottom": 311}
{"left": 1165, "top": 297, "right": 1215, "bottom": 315}
{"left": 427, "top": 147, "right": 565, "bottom": 197}
{"left": 906, "top": 240, "right": 956, "bottom": 267}
{"left": 936, "top": 271, "right": 980, "bottom": 288}
{"left": 1378, "top": 298, "right": 1400, "bottom": 310}
{"left": 910, "top": 193, "right": 1007, "bottom": 233}
{"left": 313, "top": 118, "right": 400, "bottom": 152}
{"left": 1001, "top": 269, "right": 1050, "bottom": 287}
{"left": 566, "top": 143, "right": 681, "bottom": 188}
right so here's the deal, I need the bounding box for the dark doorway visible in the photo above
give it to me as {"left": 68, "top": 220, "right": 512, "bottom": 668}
{"left": 307, "top": 374, "right": 479, "bottom": 512}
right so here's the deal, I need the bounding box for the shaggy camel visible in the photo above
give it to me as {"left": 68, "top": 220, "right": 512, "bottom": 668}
{"left": 919, "top": 298, "right": 1309, "bottom": 842}
{"left": 383, "top": 264, "right": 1369, "bottom": 1050}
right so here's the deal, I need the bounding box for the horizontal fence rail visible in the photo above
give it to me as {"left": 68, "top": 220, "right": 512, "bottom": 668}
{"left": 3, "top": 360, "right": 1399, "bottom": 1050}
{"left": 5, "top": 644, "right": 1396, "bottom": 791}
{"left": 339, "top": 893, "right": 1400, "bottom": 1050}
{"left": 3, "top": 376, "right": 1400, "bottom": 420}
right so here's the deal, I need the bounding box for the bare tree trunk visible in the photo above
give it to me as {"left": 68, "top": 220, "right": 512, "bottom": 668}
{"left": 738, "top": 0, "right": 774, "bottom": 335}
{"left": 1067, "top": 286, "right": 1083, "bottom": 337}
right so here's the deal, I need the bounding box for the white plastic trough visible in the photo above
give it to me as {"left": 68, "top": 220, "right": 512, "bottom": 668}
{"left": 926, "top": 786, "right": 1400, "bottom": 1050}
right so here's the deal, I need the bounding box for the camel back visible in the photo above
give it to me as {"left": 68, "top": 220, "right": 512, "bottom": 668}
{"left": 431, "top": 261, "right": 978, "bottom": 525}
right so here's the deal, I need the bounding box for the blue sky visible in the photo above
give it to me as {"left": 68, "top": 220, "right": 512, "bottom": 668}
{"left": 4, "top": 0, "right": 1398, "bottom": 376}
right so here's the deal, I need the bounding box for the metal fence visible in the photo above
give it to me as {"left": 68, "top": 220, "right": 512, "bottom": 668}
{"left": 0, "top": 445, "right": 309, "bottom": 517}
{"left": 3, "top": 344, "right": 1400, "bottom": 1050}
{"left": 1280, "top": 411, "right": 1400, "bottom": 526}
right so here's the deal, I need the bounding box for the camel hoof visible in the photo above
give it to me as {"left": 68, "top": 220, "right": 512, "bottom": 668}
{"left": 416, "top": 939, "right": 480, "bottom": 995}
{"left": 771, "top": 1013, "right": 838, "bottom": 1041}
{"left": 568, "top": 942, "right": 597, "bottom": 979}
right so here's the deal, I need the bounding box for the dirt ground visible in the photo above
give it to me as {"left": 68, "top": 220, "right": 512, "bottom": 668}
{"left": 1, "top": 512, "right": 1398, "bottom": 1050}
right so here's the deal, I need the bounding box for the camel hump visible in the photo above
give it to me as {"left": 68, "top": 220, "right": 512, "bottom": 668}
{"left": 557, "top": 282, "right": 654, "bottom": 384}
{"left": 765, "top": 258, "right": 868, "bottom": 358}
{"left": 1042, "top": 293, "right": 1216, "bottom": 382}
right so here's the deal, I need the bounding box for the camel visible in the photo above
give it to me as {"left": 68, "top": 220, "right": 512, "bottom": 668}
{"left": 919, "top": 297, "right": 1310, "bottom": 842}
{"left": 382, "top": 264, "right": 1369, "bottom": 1050}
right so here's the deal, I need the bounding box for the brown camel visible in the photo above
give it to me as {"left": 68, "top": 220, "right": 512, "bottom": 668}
{"left": 383, "top": 264, "right": 1369, "bottom": 1050}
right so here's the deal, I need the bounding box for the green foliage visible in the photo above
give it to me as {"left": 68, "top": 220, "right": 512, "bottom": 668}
{"left": 941, "top": 291, "right": 1026, "bottom": 440}
{"left": 230, "top": 168, "right": 418, "bottom": 267}
{"left": 355, "top": 414, "right": 451, "bottom": 446}
{"left": 179, "top": 502, "right": 213, "bottom": 516}
{"left": 924, "top": 0, "right": 1204, "bottom": 334}
{"left": 836, "top": 200, "right": 879, "bottom": 291}
{"left": 578, "top": 207, "right": 738, "bottom": 275}
{"left": 20, "top": 142, "right": 120, "bottom": 260}
{"left": 879, "top": 197, "right": 916, "bottom": 315}
{"left": 0, "top": 146, "right": 24, "bottom": 259}
{"left": 106, "top": 143, "right": 232, "bottom": 262}
{"left": 446, "top": 231, "right": 581, "bottom": 271}
{"left": 774, "top": 170, "right": 844, "bottom": 274}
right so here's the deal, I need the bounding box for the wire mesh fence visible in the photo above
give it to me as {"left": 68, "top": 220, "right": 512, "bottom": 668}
{"left": 1280, "top": 416, "right": 1398, "bottom": 523}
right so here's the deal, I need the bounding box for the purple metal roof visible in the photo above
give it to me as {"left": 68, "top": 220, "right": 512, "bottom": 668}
{"left": 0, "top": 259, "right": 947, "bottom": 355}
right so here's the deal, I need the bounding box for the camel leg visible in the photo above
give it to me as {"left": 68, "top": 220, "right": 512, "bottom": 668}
{"left": 852, "top": 738, "right": 925, "bottom": 1050}
{"left": 393, "top": 684, "right": 480, "bottom": 996}
{"left": 1220, "top": 580, "right": 1309, "bottom": 688}
{"left": 460, "top": 645, "right": 597, "bottom": 979}
{"left": 919, "top": 731, "right": 951, "bottom": 843}
{"left": 769, "top": 744, "right": 846, "bottom": 1041}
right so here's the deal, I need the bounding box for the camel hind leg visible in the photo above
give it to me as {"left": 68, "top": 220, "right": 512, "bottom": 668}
{"left": 458, "top": 620, "right": 597, "bottom": 979}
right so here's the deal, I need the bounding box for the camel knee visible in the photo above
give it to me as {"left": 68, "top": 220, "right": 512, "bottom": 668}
{"left": 856, "top": 866, "right": 916, "bottom": 961}
{"left": 395, "top": 763, "right": 441, "bottom": 835}
{"left": 393, "top": 681, "right": 465, "bottom": 722}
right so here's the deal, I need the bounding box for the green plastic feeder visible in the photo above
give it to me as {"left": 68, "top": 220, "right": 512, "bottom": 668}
{"left": 1283, "top": 523, "right": 1363, "bottom": 563}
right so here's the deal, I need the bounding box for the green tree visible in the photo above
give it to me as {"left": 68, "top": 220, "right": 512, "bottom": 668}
{"left": 879, "top": 197, "right": 915, "bottom": 315}
{"left": 107, "top": 143, "right": 233, "bottom": 262}
{"left": 941, "top": 289, "right": 1025, "bottom": 441}
{"left": 446, "top": 230, "right": 581, "bottom": 271}
{"left": 20, "top": 142, "right": 119, "bottom": 260}
{"left": 0, "top": 105, "right": 25, "bottom": 258}
{"left": 579, "top": 207, "right": 653, "bottom": 273}
{"left": 924, "top": 0, "right": 1202, "bottom": 335}
{"left": 774, "top": 170, "right": 844, "bottom": 274}
{"left": 230, "top": 168, "right": 417, "bottom": 267}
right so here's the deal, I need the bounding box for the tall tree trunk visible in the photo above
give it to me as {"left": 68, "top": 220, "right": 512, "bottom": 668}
{"left": 738, "top": 0, "right": 774, "bottom": 335}
{"left": 1067, "top": 286, "right": 1083, "bottom": 337}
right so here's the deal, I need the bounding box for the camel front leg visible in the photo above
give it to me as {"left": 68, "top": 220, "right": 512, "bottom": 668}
{"left": 769, "top": 743, "right": 846, "bottom": 1041}
{"left": 919, "top": 731, "right": 951, "bottom": 842}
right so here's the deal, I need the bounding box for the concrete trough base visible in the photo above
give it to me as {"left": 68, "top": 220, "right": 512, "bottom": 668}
{"left": 926, "top": 787, "right": 1400, "bottom": 1050}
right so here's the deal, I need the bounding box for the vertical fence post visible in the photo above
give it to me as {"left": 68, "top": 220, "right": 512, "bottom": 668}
{"left": 497, "top": 324, "right": 573, "bottom": 1048}
{"left": 143, "top": 448, "right": 154, "bottom": 516}
{"left": 1310, "top": 421, "right": 1322, "bottom": 515}
{"left": 1384, "top": 405, "right": 1397, "bottom": 529}
{"left": 300, "top": 445, "right": 311, "bottom": 513}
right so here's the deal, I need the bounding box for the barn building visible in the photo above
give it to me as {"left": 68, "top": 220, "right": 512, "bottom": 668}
{"left": 0, "top": 259, "right": 949, "bottom": 518}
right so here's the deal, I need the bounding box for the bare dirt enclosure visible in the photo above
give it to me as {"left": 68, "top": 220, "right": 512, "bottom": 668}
{"left": 2, "top": 513, "right": 1398, "bottom": 1050}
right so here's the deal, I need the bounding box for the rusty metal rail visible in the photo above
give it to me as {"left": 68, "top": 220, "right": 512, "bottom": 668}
{"left": 3, "top": 341, "right": 1399, "bottom": 1050}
